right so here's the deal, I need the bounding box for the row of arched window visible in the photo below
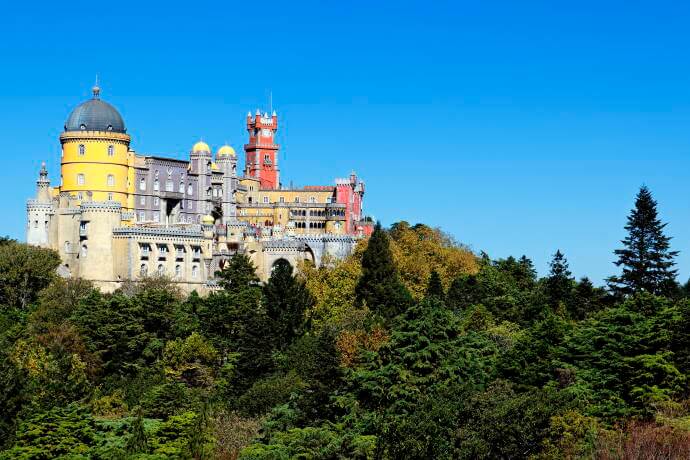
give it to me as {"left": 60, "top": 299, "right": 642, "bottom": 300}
{"left": 294, "top": 222, "right": 326, "bottom": 229}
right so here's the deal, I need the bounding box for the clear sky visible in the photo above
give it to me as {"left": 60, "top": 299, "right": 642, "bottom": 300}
{"left": 2, "top": 0, "right": 690, "bottom": 284}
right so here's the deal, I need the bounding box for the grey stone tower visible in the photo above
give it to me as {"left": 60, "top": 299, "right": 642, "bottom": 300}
{"left": 216, "top": 146, "right": 239, "bottom": 225}
{"left": 26, "top": 162, "right": 54, "bottom": 247}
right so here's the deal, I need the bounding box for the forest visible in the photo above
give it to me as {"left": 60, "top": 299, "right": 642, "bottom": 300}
{"left": 2, "top": 185, "right": 690, "bottom": 459}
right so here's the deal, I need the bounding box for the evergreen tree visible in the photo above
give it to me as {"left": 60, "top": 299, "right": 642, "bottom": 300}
{"left": 355, "top": 222, "right": 411, "bottom": 320}
{"left": 570, "top": 277, "right": 606, "bottom": 320}
{"left": 446, "top": 274, "right": 479, "bottom": 311}
{"left": 215, "top": 253, "right": 260, "bottom": 294}
{"left": 263, "top": 260, "right": 314, "bottom": 350}
{"left": 126, "top": 409, "right": 148, "bottom": 454}
{"left": 425, "top": 269, "right": 445, "bottom": 302}
{"left": 608, "top": 186, "right": 679, "bottom": 297}
{"left": 545, "top": 250, "right": 573, "bottom": 309}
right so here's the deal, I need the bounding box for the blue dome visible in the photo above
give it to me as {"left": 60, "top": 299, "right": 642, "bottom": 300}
{"left": 64, "top": 88, "right": 126, "bottom": 133}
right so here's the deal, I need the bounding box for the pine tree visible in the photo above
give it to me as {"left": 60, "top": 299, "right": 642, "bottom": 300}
{"left": 425, "top": 269, "right": 445, "bottom": 302}
{"left": 215, "top": 253, "right": 260, "bottom": 294}
{"left": 545, "top": 250, "right": 573, "bottom": 308}
{"left": 446, "top": 274, "right": 480, "bottom": 311}
{"left": 126, "top": 409, "right": 148, "bottom": 454}
{"left": 263, "top": 260, "right": 314, "bottom": 350}
{"left": 608, "top": 186, "right": 679, "bottom": 296}
{"left": 355, "top": 222, "right": 412, "bottom": 320}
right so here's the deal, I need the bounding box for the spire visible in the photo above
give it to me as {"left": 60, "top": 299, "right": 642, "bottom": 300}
{"left": 92, "top": 75, "right": 100, "bottom": 99}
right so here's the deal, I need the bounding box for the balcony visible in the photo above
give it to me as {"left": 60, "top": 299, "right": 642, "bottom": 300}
{"left": 160, "top": 191, "right": 183, "bottom": 200}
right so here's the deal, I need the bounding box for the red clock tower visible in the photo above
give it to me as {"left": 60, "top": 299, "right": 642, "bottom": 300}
{"left": 244, "top": 110, "right": 280, "bottom": 189}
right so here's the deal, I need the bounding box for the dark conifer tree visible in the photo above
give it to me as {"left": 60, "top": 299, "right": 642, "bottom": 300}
{"left": 126, "top": 410, "right": 148, "bottom": 454}
{"left": 545, "top": 250, "right": 573, "bottom": 308}
{"left": 446, "top": 274, "right": 480, "bottom": 311}
{"left": 263, "top": 260, "right": 315, "bottom": 350}
{"left": 355, "top": 222, "right": 412, "bottom": 320}
{"left": 425, "top": 269, "right": 445, "bottom": 302}
{"left": 569, "top": 277, "right": 605, "bottom": 320}
{"left": 608, "top": 186, "right": 679, "bottom": 297}
{"left": 215, "top": 253, "right": 260, "bottom": 294}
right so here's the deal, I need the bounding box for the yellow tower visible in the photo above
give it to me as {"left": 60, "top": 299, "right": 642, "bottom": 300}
{"left": 59, "top": 83, "right": 133, "bottom": 210}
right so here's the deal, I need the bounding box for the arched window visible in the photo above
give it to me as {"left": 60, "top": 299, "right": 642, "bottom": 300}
{"left": 139, "top": 178, "right": 146, "bottom": 191}
{"left": 206, "top": 188, "right": 212, "bottom": 198}
{"left": 166, "top": 179, "right": 173, "bottom": 192}
{"left": 192, "top": 265, "right": 198, "bottom": 278}
{"left": 179, "top": 181, "right": 184, "bottom": 193}
{"left": 78, "top": 144, "right": 85, "bottom": 156}
{"left": 107, "top": 174, "right": 115, "bottom": 186}
{"left": 157, "top": 264, "right": 165, "bottom": 276}
{"left": 107, "top": 193, "right": 113, "bottom": 201}
{"left": 175, "top": 265, "right": 181, "bottom": 277}
{"left": 77, "top": 173, "right": 85, "bottom": 185}
{"left": 140, "top": 264, "right": 148, "bottom": 277}
{"left": 294, "top": 197, "right": 300, "bottom": 203}
{"left": 64, "top": 241, "right": 71, "bottom": 253}
{"left": 107, "top": 145, "right": 114, "bottom": 156}
{"left": 188, "top": 184, "right": 193, "bottom": 195}
{"left": 309, "top": 196, "right": 316, "bottom": 203}
{"left": 80, "top": 244, "right": 87, "bottom": 258}
{"left": 153, "top": 179, "right": 159, "bottom": 191}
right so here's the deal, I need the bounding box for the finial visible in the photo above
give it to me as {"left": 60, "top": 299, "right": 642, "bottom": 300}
{"left": 92, "top": 74, "right": 100, "bottom": 99}
{"left": 256, "top": 109, "right": 261, "bottom": 116}
{"left": 247, "top": 111, "right": 252, "bottom": 117}
{"left": 272, "top": 110, "right": 277, "bottom": 117}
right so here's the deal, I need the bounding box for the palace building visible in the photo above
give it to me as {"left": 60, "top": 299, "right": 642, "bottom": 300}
{"left": 26, "top": 84, "right": 373, "bottom": 292}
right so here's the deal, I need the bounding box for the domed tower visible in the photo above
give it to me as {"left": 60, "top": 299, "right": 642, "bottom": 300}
{"left": 59, "top": 82, "right": 133, "bottom": 210}
{"left": 216, "top": 145, "right": 238, "bottom": 224}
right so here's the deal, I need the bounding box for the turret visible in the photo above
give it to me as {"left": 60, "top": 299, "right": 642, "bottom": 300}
{"left": 26, "top": 162, "right": 55, "bottom": 247}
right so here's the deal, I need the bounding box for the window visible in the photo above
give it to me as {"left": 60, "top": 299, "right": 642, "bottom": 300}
{"left": 77, "top": 173, "right": 85, "bottom": 185}
{"left": 153, "top": 179, "right": 159, "bottom": 191}
{"left": 166, "top": 179, "right": 173, "bottom": 192}
{"left": 179, "top": 181, "right": 184, "bottom": 193}
{"left": 157, "top": 264, "right": 165, "bottom": 276}
{"left": 140, "top": 243, "right": 150, "bottom": 257}
{"left": 107, "top": 145, "right": 114, "bottom": 156}
{"left": 138, "top": 211, "right": 145, "bottom": 221}
{"left": 279, "top": 196, "right": 285, "bottom": 203}
{"left": 64, "top": 241, "right": 71, "bottom": 253}
{"left": 78, "top": 144, "right": 85, "bottom": 156}
{"left": 153, "top": 212, "right": 160, "bottom": 222}
{"left": 139, "top": 178, "right": 146, "bottom": 191}
{"left": 140, "top": 264, "right": 148, "bottom": 276}
{"left": 154, "top": 197, "right": 159, "bottom": 206}
{"left": 294, "top": 197, "right": 300, "bottom": 203}
{"left": 107, "top": 192, "right": 113, "bottom": 201}
{"left": 80, "top": 244, "right": 87, "bottom": 258}
{"left": 107, "top": 174, "right": 115, "bottom": 186}
{"left": 263, "top": 196, "right": 269, "bottom": 203}
{"left": 206, "top": 188, "right": 211, "bottom": 198}
{"left": 264, "top": 154, "right": 270, "bottom": 163}
{"left": 175, "top": 265, "right": 181, "bottom": 277}
{"left": 139, "top": 196, "right": 145, "bottom": 205}
{"left": 309, "top": 196, "right": 316, "bottom": 203}
{"left": 188, "top": 184, "right": 193, "bottom": 195}
{"left": 77, "top": 192, "right": 83, "bottom": 200}
{"left": 192, "top": 265, "right": 198, "bottom": 278}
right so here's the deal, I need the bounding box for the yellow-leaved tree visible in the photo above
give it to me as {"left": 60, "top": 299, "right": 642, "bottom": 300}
{"left": 388, "top": 221, "right": 478, "bottom": 300}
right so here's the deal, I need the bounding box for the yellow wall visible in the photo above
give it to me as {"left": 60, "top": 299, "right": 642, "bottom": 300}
{"left": 60, "top": 131, "right": 132, "bottom": 210}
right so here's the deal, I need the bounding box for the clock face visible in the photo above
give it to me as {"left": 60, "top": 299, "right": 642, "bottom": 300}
{"left": 261, "top": 129, "right": 272, "bottom": 137}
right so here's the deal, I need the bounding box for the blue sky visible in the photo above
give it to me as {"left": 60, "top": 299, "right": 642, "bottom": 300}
{"left": 2, "top": 0, "right": 690, "bottom": 284}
